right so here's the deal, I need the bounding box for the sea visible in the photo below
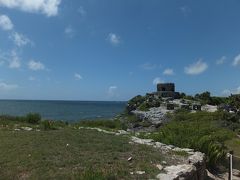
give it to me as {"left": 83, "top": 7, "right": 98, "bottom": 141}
{"left": 0, "top": 100, "right": 126, "bottom": 122}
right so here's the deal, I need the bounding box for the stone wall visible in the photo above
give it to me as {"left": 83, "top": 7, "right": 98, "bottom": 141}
{"left": 131, "top": 136, "right": 207, "bottom": 180}
{"left": 157, "top": 83, "right": 175, "bottom": 92}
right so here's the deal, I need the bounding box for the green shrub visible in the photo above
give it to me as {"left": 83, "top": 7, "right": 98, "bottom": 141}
{"left": 145, "top": 111, "right": 235, "bottom": 167}
{"left": 0, "top": 115, "right": 26, "bottom": 123}
{"left": 126, "top": 95, "right": 146, "bottom": 112}
{"left": 25, "top": 113, "right": 41, "bottom": 124}
{"left": 41, "top": 120, "right": 56, "bottom": 130}
{"left": 138, "top": 102, "right": 149, "bottom": 111}
{"left": 78, "top": 119, "right": 126, "bottom": 130}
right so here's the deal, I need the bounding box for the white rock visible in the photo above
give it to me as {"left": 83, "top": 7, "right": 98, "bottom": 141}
{"left": 181, "top": 148, "right": 194, "bottom": 152}
{"left": 162, "top": 161, "right": 167, "bottom": 165}
{"left": 233, "top": 169, "right": 240, "bottom": 177}
{"left": 156, "top": 173, "right": 175, "bottom": 180}
{"left": 79, "top": 127, "right": 115, "bottom": 134}
{"left": 164, "top": 164, "right": 196, "bottom": 175}
{"left": 127, "top": 157, "right": 132, "bottom": 161}
{"left": 202, "top": 105, "right": 218, "bottom": 112}
{"left": 132, "top": 106, "right": 172, "bottom": 125}
{"left": 156, "top": 164, "right": 197, "bottom": 179}
{"left": 131, "top": 136, "right": 154, "bottom": 146}
{"left": 188, "top": 152, "right": 205, "bottom": 164}
{"left": 115, "top": 130, "right": 129, "bottom": 136}
{"left": 156, "top": 164, "right": 163, "bottom": 170}
{"left": 136, "top": 171, "right": 145, "bottom": 175}
{"left": 21, "top": 127, "right": 33, "bottom": 131}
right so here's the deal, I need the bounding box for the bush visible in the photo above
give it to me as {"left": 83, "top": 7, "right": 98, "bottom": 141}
{"left": 41, "top": 120, "right": 56, "bottom": 130}
{"left": 78, "top": 119, "right": 127, "bottom": 130}
{"left": 145, "top": 111, "right": 235, "bottom": 167}
{"left": 126, "top": 95, "right": 146, "bottom": 112}
{"left": 25, "top": 113, "right": 41, "bottom": 124}
{"left": 138, "top": 102, "right": 149, "bottom": 111}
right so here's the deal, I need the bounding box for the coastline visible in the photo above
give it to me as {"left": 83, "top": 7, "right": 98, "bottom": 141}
{"left": 0, "top": 100, "right": 126, "bottom": 121}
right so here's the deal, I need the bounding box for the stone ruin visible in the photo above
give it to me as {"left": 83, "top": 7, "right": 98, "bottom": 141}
{"left": 156, "top": 83, "right": 180, "bottom": 99}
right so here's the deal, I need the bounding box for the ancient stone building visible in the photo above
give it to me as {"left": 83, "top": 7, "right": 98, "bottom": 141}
{"left": 157, "top": 83, "right": 175, "bottom": 92}
{"left": 156, "top": 83, "right": 180, "bottom": 98}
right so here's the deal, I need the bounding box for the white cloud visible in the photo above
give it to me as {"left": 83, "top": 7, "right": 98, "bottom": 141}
{"left": 0, "top": 0, "right": 61, "bottom": 17}
{"left": 140, "top": 62, "right": 157, "bottom": 70}
{"left": 8, "top": 50, "right": 21, "bottom": 68}
{"left": 222, "top": 89, "right": 231, "bottom": 96}
{"left": 184, "top": 60, "right": 208, "bottom": 75}
{"left": 74, "top": 73, "right": 82, "bottom": 80}
{"left": 0, "top": 14, "right": 13, "bottom": 31}
{"left": 0, "top": 15, "right": 33, "bottom": 47}
{"left": 10, "top": 32, "right": 32, "bottom": 47}
{"left": 232, "top": 54, "right": 240, "bottom": 66}
{"left": 237, "top": 87, "right": 240, "bottom": 94}
{"left": 153, "top": 77, "right": 164, "bottom": 85}
{"left": 222, "top": 87, "right": 240, "bottom": 96}
{"left": 64, "top": 25, "right": 74, "bottom": 38}
{"left": 0, "top": 49, "right": 21, "bottom": 69}
{"left": 107, "top": 33, "right": 120, "bottom": 45}
{"left": 163, "top": 68, "right": 174, "bottom": 75}
{"left": 28, "top": 60, "right": 45, "bottom": 71}
{"left": 108, "top": 86, "right": 118, "bottom": 97}
{"left": 78, "top": 6, "right": 86, "bottom": 16}
{"left": 0, "top": 82, "right": 18, "bottom": 91}
{"left": 216, "top": 56, "right": 226, "bottom": 65}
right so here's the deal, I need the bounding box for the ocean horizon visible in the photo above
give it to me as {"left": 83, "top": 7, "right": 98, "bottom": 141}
{"left": 0, "top": 100, "right": 127, "bottom": 122}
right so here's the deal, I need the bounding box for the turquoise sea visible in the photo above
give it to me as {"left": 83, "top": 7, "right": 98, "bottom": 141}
{"left": 0, "top": 100, "right": 126, "bottom": 121}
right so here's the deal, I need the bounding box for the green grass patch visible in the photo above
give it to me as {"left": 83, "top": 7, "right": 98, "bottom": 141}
{"left": 138, "top": 102, "right": 150, "bottom": 111}
{"left": 77, "top": 119, "right": 127, "bottom": 130}
{"left": 0, "top": 128, "right": 168, "bottom": 179}
{"left": 225, "top": 138, "right": 240, "bottom": 157}
{"left": 172, "top": 150, "right": 189, "bottom": 157}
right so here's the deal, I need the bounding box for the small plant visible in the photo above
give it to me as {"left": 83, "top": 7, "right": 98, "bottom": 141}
{"left": 138, "top": 102, "right": 149, "bottom": 111}
{"left": 78, "top": 119, "right": 126, "bottom": 130}
{"left": 173, "top": 150, "right": 189, "bottom": 157}
{"left": 25, "top": 113, "right": 41, "bottom": 124}
{"left": 41, "top": 120, "right": 56, "bottom": 130}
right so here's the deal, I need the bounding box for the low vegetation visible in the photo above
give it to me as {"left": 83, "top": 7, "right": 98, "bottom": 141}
{"left": 0, "top": 116, "right": 178, "bottom": 179}
{"left": 77, "top": 119, "right": 127, "bottom": 130}
{"left": 126, "top": 94, "right": 161, "bottom": 113}
{"left": 139, "top": 110, "right": 240, "bottom": 168}
{"left": 0, "top": 113, "right": 69, "bottom": 131}
{"left": 1, "top": 93, "right": 240, "bottom": 176}
{"left": 25, "top": 113, "right": 41, "bottom": 124}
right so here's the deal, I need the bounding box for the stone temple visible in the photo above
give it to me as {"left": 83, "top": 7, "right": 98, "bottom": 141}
{"left": 156, "top": 83, "right": 180, "bottom": 98}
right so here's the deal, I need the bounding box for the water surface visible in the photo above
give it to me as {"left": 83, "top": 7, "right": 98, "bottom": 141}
{"left": 0, "top": 100, "right": 126, "bottom": 121}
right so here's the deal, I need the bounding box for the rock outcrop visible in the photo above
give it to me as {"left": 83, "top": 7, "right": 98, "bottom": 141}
{"left": 130, "top": 136, "right": 207, "bottom": 180}
{"left": 132, "top": 106, "right": 171, "bottom": 125}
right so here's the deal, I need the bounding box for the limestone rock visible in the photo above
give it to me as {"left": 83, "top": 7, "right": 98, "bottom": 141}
{"left": 136, "top": 171, "right": 145, "bottom": 175}
{"left": 21, "top": 127, "right": 33, "bottom": 131}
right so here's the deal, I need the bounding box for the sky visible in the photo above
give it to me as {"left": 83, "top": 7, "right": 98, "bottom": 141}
{"left": 0, "top": 0, "right": 240, "bottom": 101}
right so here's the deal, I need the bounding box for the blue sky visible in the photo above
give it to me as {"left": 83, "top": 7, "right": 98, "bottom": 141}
{"left": 0, "top": 0, "right": 240, "bottom": 101}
